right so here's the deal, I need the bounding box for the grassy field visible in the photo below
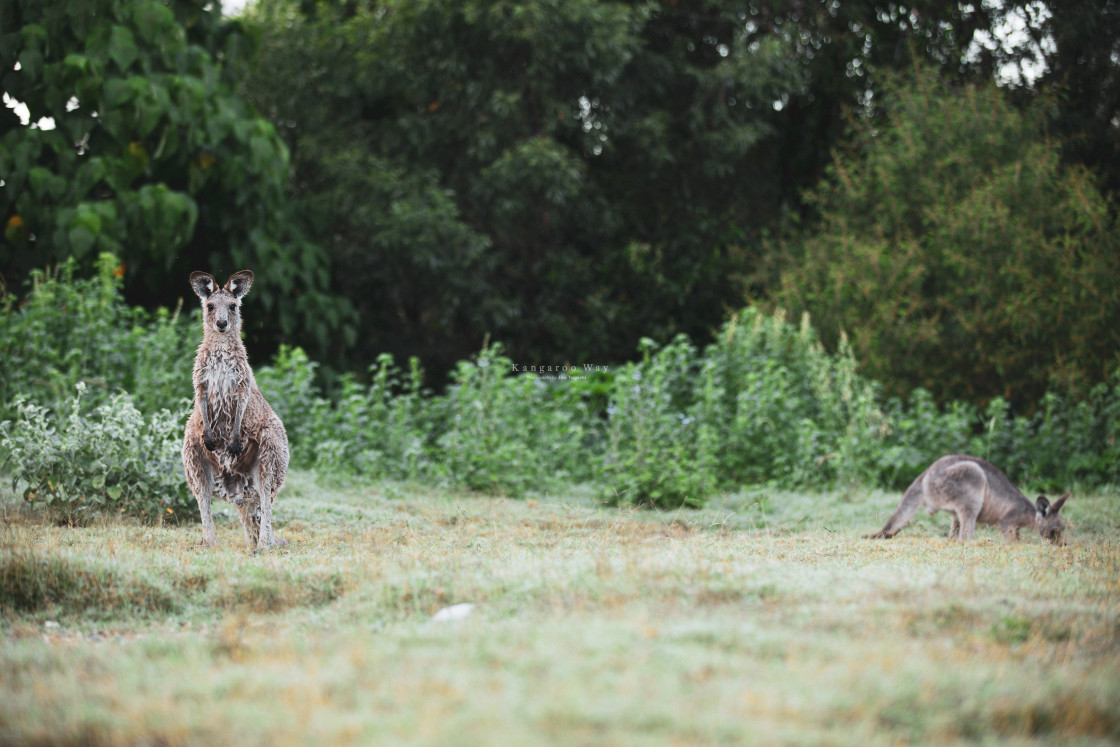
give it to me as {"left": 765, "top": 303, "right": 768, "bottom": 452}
{"left": 2, "top": 473, "right": 1118, "bottom": 745}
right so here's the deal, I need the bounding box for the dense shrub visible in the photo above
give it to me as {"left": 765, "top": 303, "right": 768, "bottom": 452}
{"left": 978, "top": 380, "right": 1120, "bottom": 491}
{"left": 695, "top": 309, "right": 888, "bottom": 490}
{"left": 769, "top": 69, "right": 1120, "bottom": 405}
{"left": 259, "top": 344, "right": 594, "bottom": 495}
{"left": 871, "top": 390, "right": 976, "bottom": 490}
{"left": 0, "top": 253, "right": 195, "bottom": 419}
{"left": 600, "top": 310, "right": 1120, "bottom": 503}
{"left": 257, "top": 346, "right": 435, "bottom": 482}
{"left": 601, "top": 336, "right": 717, "bottom": 508}
{"left": 2, "top": 261, "right": 1117, "bottom": 513}
{"left": 437, "top": 345, "right": 592, "bottom": 495}
{"left": 0, "top": 384, "right": 193, "bottom": 523}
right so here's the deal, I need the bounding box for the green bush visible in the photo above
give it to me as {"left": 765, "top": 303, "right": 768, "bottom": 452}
{"left": 977, "top": 376, "right": 1120, "bottom": 490}
{"left": 2, "top": 259, "right": 1117, "bottom": 514}
{"left": 438, "top": 345, "right": 591, "bottom": 496}
{"left": 254, "top": 306, "right": 1114, "bottom": 507}
{"left": 257, "top": 346, "right": 435, "bottom": 481}
{"left": 0, "top": 253, "right": 195, "bottom": 420}
{"left": 872, "top": 390, "right": 975, "bottom": 490}
{"left": 769, "top": 69, "right": 1120, "bottom": 405}
{"left": 696, "top": 308, "right": 889, "bottom": 490}
{"left": 259, "top": 343, "right": 596, "bottom": 494}
{"left": 254, "top": 345, "right": 331, "bottom": 468}
{"left": 601, "top": 336, "right": 717, "bottom": 508}
{"left": 0, "top": 384, "right": 194, "bottom": 523}
{"left": 598, "top": 310, "right": 891, "bottom": 507}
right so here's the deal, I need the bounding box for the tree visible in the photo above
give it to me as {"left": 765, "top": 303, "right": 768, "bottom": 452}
{"left": 1033, "top": 1, "right": 1120, "bottom": 195}
{"left": 241, "top": 0, "right": 803, "bottom": 373}
{"left": 964, "top": 1, "right": 1120, "bottom": 195}
{"left": 768, "top": 68, "right": 1120, "bottom": 406}
{"left": 242, "top": 0, "right": 1043, "bottom": 376}
{"left": 0, "top": 0, "right": 352, "bottom": 356}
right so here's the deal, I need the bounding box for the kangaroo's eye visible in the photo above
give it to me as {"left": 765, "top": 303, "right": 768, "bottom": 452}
{"left": 206, "top": 304, "right": 213, "bottom": 312}
{"left": 229, "top": 304, "right": 236, "bottom": 313}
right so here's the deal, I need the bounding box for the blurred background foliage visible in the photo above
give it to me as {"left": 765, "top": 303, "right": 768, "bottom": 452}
{"left": 4, "top": 262, "right": 1117, "bottom": 516}
{"left": 768, "top": 68, "right": 1120, "bottom": 405}
{"left": 3, "top": 0, "right": 1118, "bottom": 408}
{"left": 0, "top": 0, "right": 354, "bottom": 356}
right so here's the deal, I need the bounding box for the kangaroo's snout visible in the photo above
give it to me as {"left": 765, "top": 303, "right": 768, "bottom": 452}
{"left": 204, "top": 299, "right": 237, "bottom": 334}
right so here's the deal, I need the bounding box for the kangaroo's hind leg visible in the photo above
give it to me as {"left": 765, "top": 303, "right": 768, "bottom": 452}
{"left": 236, "top": 501, "right": 261, "bottom": 547}
{"left": 956, "top": 508, "right": 980, "bottom": 540}
{"left": 183, "top": 435, "right": 219, "bottom": 547}
{"left": 935, "top": 464, "right": 985, "bottom": 542}
{"left": 254, "top": 421, "right": 290, "bottom": 550}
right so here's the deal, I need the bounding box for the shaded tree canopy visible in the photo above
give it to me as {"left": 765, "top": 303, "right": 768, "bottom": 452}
{"left": 242, "top": 0, "right": 796, "bottom": 372}
{"left": 994, "top": 2, "right": 1120, "bottom": 194}
{"left": 240, "top": 0, "right": 1118, "bottom": 391}
{"left": 4, "top": 0, "right": 1118, "bottom": 404}
{"left": 768, "top": 68, "right": 1120, "bottom": 405}
{"left": 0, "top": 0, "right": 353, "bottom": 356}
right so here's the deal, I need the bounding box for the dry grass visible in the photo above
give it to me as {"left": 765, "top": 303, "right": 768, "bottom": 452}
{"left": 2, "top": 473, "right": 1118, "bottom": 745}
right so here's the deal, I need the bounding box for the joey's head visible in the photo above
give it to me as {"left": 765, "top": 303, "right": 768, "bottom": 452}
{"left": 1035, "top": 493, "right": 1070, "bottom": 546}
{"left": 190, "top": 270, "right": 254, "bottom": 336}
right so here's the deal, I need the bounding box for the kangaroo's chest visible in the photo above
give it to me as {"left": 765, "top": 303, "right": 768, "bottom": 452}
{"left": 197, "top": 353, "right": 248, "bottom": 423}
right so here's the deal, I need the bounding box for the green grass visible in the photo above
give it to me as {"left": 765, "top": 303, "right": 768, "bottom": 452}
{"left": 2, "top": 473, "right": 1118, "bottom": 745}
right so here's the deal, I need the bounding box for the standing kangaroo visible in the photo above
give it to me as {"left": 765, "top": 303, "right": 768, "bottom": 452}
{"left": 182, "top": 270, "right": 289, "bottom": 549}
{"left": 867, "top": 455, "right": 1069, "bottom": 544}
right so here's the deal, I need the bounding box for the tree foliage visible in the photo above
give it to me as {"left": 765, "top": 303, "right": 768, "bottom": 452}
{"left": 242, "top": 0, "right": 1101, "bottom": 380}
{"left": 769, "top": 69, "right": 1120, "bottom": 406}
{"left": 976, "top": 2, "right": 1120, "bottom": 195}
{"left": 0, "top": 0, "right": 352, "bottom": 355}
{"left": 239, "top": 0, "right": 821, "bottom": 371}
{"left": 5, "top": 0, "right": 1118, "bottom": 402}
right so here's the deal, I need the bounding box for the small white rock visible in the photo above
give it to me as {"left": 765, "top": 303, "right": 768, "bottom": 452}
{"left": 431, "top": 603, "right": 475, "bottom": 623}
{"left": 44, "top": 621, "right": 60, "bottom": 630}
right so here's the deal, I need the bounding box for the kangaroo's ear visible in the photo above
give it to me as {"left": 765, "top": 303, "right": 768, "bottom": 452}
{"left": 1035, "top": 495, "right": 1051, "bottom": 517}
{"left": 1049, "top": 493, "right": 1070, "bottom": 514}
{"left": 190, "top": 272, "right": 217, "bottom": 300}
{"left": 225, "top": 270, "right": 254, "bottom": 299}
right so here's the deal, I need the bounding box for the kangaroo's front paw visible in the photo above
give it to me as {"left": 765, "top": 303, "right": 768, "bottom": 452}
{"left": 227, "top": 440, "right": 243, "bottom": 457}
{"left": 204, "top": 436, "right": 217, "bottom": 451}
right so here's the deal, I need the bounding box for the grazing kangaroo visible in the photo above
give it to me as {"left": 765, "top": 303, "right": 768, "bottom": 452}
{"left": 867, "top": 455, "right": 1069, "bottom": 544}
{"left": 182, "top": 270, "right": 289, "bottom": 549}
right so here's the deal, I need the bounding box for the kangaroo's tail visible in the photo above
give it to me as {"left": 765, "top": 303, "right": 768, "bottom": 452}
{"left": 866, "top": 476, "right": 925, "bottom": 539}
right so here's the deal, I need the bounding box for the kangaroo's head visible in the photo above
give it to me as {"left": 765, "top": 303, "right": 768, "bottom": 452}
{"left": 190, "top": 270, "right": 254, "bottom": 336}
{"left": 1035, "top": 493, "right": 1070, "bottom": 546}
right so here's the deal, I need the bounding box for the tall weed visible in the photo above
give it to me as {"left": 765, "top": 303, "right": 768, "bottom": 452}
{"left": 438, "top": 345, "right": 590, "bottom": 495}
{"left": 695, "top": 309, "right": 889, "bottom": 489}
{"left": 0, "top": 253, "right": 195, "bottom": 418}
{"left": 601, "top": 336, "right": 716, "bottom": 508}
{"left": 3, "top": 260, "right": 1118, "bottom": 512}
{"left": 257, "top": 347, "right": 435, "bottom": 481}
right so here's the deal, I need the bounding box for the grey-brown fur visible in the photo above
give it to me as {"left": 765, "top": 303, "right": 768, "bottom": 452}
{"left": 867, "top": 455, "right": 1069, "bottom": 544}
{"left": 182, "top": 270, "right": 289, "bottom": 549}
